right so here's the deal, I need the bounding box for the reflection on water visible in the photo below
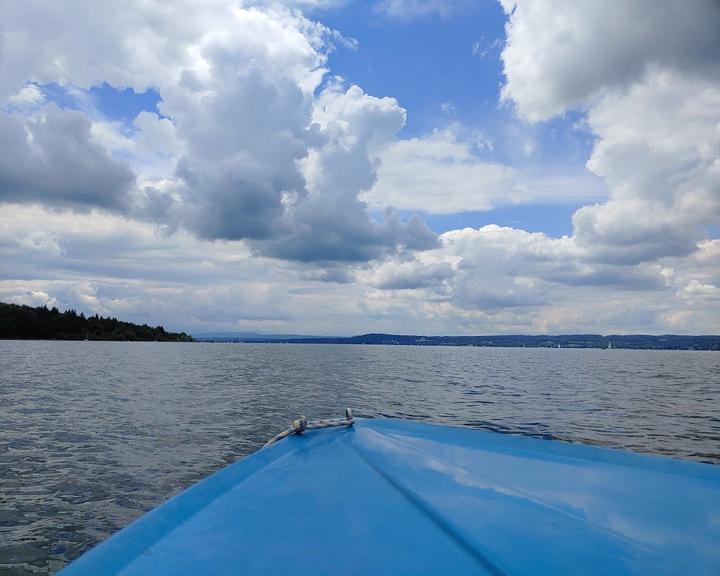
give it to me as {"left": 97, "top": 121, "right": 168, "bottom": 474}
{"left": 1, "top": 341, "right": 719, "bottom": 574}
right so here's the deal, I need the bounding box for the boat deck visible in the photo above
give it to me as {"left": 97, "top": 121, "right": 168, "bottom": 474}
{"left": 59, "top": 418, "right": 720, "bottom": 575}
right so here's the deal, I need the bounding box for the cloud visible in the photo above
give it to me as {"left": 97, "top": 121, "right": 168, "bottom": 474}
{"left": 168, "top": 73, "right": 437, "bottom": 260}
{"left": 364, "top": 128, "right": 606, "bottom": 214}
{"left": 0, "top": 203, "right": 375, "bottom": 333}
{"left": 132, "top": 112, "right": 182, "bottom": 157}
{"left": 3, "top": 289, "right": 59, "bottom": 309}
{"left": 16, "top": 231, "right": 65, "bottom": 256}
{"left": 0, "top": 3, "right": 437, "bottom": 264}
{"left": 132, "top": 5, "right": 330, "bottom": 245}
{"left": 0, "top": 104, "right": 136, "bottom": 210}
{"left": 260, "top": 83, "right": 437, "bottom": 262}
{"left": 355, "top": 0, "right": 719, "bottom": 332}
{"left": 5, "top": 84, "right": 45, "bottom": 109}
{"left": 500, "top": 0, "right": 720, "bottom": 122}
{"left": 2, "top": 203, "right": 719, "bottom": 334}
{"left": 366, "top": 130, "right": 511, "bottom": 213}
{"left": 496, "top": 0, "right": 720, "bottom": 267}
{"left": 574, "top": 71, "right": 720, "bottom": 265}
{"left": 360, "top": 223, "right": 720, "bottom": 333}
{"left": 366, "top": 259, "right": 455, "bottom": 290}
{"left": 0, "top": 0, "right": 718, "bottom": 334}
{"left": 678, "top": 280, "right": 720, "bottom": 302}
{"left": 0, "top": 1, "right": 195, "bottom": 100}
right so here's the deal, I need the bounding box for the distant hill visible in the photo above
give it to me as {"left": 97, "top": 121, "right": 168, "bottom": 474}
{"left": 207, "top": 332, "right": 720, "bottom": 350}
{"left": 4, "top": 302, "right": 715, "bottom": 349}
{"left": 192, "top": 331, "right": 316, "bottom": 341}
{"left": 0, "top": 302, "right": 192, "bottom": 342}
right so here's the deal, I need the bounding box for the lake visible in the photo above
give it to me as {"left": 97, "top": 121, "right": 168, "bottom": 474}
{"left": 1, "top": 341, "right": 719, "bottom": 574}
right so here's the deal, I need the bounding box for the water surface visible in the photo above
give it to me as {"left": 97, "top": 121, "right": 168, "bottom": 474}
{"left": 1, "top": 341, "right": 719, "bottom": 574}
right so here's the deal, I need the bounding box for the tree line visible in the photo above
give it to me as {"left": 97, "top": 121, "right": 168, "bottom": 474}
{"left": 0, "top": 302, "right": 192, "bottom": 341}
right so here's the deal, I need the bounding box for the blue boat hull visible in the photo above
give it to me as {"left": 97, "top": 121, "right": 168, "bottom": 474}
{"left": 59, "top": 418, "right": 720, "bottom": 575}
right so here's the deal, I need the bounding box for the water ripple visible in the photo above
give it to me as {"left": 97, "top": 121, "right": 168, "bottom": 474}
{"left": 1, "top": 341, "right": 719, "bottom": 574}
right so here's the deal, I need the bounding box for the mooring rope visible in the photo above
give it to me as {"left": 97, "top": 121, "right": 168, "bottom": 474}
{"left": 264, "top": 408, "right": 354, "bottom": 447}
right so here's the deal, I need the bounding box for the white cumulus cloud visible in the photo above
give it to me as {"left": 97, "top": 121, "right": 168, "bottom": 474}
{"left": 500, "top": 0, "right": 720, "bottom": 122}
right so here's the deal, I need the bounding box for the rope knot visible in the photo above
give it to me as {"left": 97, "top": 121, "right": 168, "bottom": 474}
{"left": 292, "top": 415, "right": 308, "bottom": 434}
{"left": 263, "top": 409, "right": 355, "bottom": 448}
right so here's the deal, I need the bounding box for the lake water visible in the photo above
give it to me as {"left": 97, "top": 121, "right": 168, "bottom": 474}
{"left": 1, "top": 341, "right": 719, "bottom": 574}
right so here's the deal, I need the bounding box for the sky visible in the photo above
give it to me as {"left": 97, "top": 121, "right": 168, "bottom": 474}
{"left": 0, "top": 0, "right": 719, "bottom": 336}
